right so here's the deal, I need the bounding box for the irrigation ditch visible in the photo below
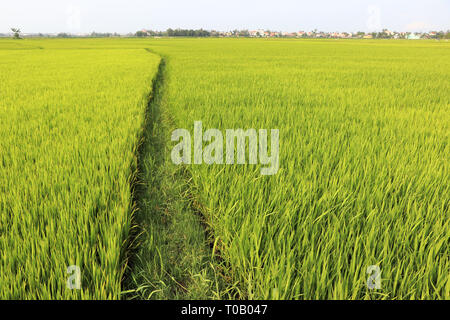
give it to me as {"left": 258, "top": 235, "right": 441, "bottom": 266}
{"left": 122, "top": 51, "right": 228, "bottom": 299}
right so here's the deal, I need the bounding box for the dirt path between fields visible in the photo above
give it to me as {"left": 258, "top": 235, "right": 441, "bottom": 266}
{"left": 121, "top": 52, "right": 226, "bottom": 299}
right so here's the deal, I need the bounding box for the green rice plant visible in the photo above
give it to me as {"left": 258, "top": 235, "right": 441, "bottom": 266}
{"left": 146, "top": 39, "right": 449, "bottom": 299}
{"left": 0, "top": 47, "right": 160, "bottom": 299}
{"left": 0, "top": 38, "right": 448, "bottom": 300}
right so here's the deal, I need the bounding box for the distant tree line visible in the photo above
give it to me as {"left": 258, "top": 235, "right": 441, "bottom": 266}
{"left": 56, "top": 32, "right": 122, "bottom": 38}
{"left": 367, "top": 30, "right": 450, "bottom": 39}
{"left": 4, "top": 28, "right": 449, "bottom": 39}
{"left": 136, "top": 29, "right": 214, "bottom": 37}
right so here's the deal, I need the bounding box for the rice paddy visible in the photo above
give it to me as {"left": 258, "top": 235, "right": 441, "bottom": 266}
{"left": 0, "top": 38, "right": 448, "bottom": 299}
{"left": 0, "top": 44, "right": 160, "bottom": 298}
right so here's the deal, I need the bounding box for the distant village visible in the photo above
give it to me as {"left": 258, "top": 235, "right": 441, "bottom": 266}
{"left": 137, "top": 28, "right": 450, "bottom": 40}
{"left": 245, "top": 29, "right": 449, "bottom": 40}
{"left": 2, "top": 28, "right": 450, "bottom": 40}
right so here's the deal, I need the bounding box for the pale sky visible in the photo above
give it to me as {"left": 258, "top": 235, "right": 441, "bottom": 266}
{"left": 0, "top": 0, "right": 449, "bottom": 34}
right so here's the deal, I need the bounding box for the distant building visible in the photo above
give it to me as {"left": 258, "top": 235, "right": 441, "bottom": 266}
{"left": 408, "top": 33, "right": 420, "bottom": 40}
{"left": 249, "top": 30, "right": 266, "bottom": 37}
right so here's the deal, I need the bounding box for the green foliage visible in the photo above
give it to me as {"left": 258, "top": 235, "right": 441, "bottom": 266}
{"left": 135, "top": 31, "right": 148, "bottom": 37}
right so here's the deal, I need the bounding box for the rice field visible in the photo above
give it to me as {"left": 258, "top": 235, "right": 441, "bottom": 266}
{"left": 0, "top": 43, "right": 160, "bottom": 298}
{"left": 154, "top": 39, "right": 450, "bottom": 299}
{"left": 0, "top": 38, "right": 448, "bottom": 299}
